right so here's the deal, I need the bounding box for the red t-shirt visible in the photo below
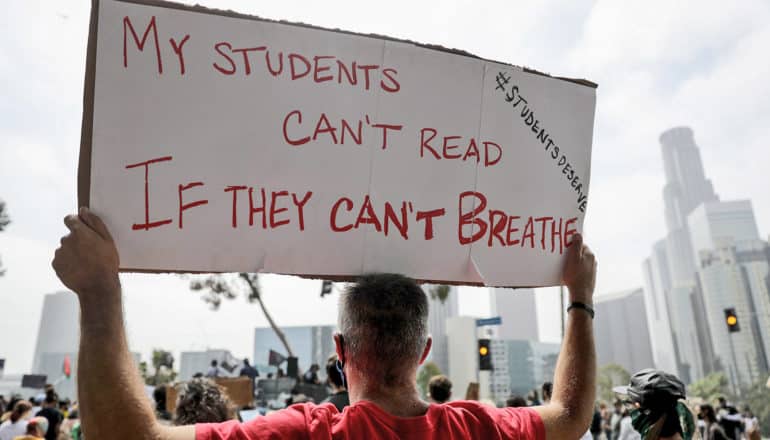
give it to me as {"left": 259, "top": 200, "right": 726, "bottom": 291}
{"left": 196, "top": 400, "right": 545, "bottom": 440}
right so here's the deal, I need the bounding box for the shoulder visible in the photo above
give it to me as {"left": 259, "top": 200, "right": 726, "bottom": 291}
{"left": 196, "top": 403, "right": 339, "bottom": 440}
{"left": 444, "top": 401, "right": 546, "bottom": 439}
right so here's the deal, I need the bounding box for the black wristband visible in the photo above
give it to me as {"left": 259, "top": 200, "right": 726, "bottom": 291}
{"left": 567, "top": 302, "right": 595, "bottom": 319}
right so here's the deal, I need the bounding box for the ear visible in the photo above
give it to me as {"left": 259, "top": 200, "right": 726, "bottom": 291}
{"left": 333, "top": 333, "right": 345, "bottom": 364}
{"left": 418, "top": 336, "right": 433, "bottom": 365}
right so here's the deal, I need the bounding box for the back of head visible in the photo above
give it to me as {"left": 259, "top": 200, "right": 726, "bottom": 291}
{"left": 11, "top": 400, "right": 33, "bottom": 423}
{"left": 211, "top": 360, "right": 218, "bottom": 367}
{"left": 506, "top": 395, "right": 527, "bottom": 408}
{"left": 428, "top": 375, "right": 452, "bottom": 403}
{"left": 174, "top": 378, "right": 233, "bottom": 425}
{"left": 700, "top": 404, "right": 717, "bottom": 423}
{"left": 326, "top": 355, "right": 345, "bottom": 389}
{"left": 27, "top": 416, "right": 49, "bottom": 436}
{"left": 541, "top": 382, "right": 553, "bottom": 403}
{"left": 338, "top": 273, "right": 429, "bottom": 386}
{"left": 43, "top": 390, "right": 57, "bottom": 408}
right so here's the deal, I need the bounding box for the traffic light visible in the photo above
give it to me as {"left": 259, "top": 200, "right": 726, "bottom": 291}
{"left": 478, "top": 338, "right": 492, "bottom": 371}
{"left": 724, "top": 308, "right": 740, "bottom": 333}
{"left": 320, "top": 280, "right": 333, "bottom": 297}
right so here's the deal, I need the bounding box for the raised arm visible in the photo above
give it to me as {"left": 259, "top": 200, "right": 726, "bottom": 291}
{"left": 535, "top": 234, "right": 597, "bottom": 439}
{"left": 52, "top": 208, "right": 194, "bottom": 440}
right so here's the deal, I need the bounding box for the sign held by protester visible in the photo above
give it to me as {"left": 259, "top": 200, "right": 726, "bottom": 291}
{"left": 80, "top": 0, "right": 597, "bottom": 287}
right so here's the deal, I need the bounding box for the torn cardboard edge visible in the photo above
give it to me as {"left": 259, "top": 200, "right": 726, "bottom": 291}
{"left": 78, "top": 0, "right": 591, "bottom": 288}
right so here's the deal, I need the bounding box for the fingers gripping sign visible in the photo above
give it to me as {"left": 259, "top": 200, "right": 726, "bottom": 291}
{"left": 52, "top": 207, "right": 120, "bottom": 297}
{"left": 562, "top": 233, "right": 597, "bottom": 305}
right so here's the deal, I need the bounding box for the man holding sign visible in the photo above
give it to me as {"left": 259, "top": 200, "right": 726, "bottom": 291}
{"left": 62, "top": 0, "right": 599, "bottom": 437}
{"left": 52, "top": 207, "right": 597, "bottom": 439}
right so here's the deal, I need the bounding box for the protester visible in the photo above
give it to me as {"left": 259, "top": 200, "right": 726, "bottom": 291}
{"left": 505, "top": 395, "right": 527, "bottom": 408}
{"left": 541, "top": 382, "right": 553, "bottom": 403}
{"left": 0, "top": 400, "right": 32, "bottom": 440}
{"left": 321, "top": 354, "right": 349, "bottom": 412}
{"left": 302, "top": 364, "right": 321, "bottom": 385}
{"left": 239, "top": 358, "right": 260, "bottom": 401}
{"left": 206, "top": 360, "right": 221, "bottom": 378}
{"left": 52, "top": 208, "right": 598, "bottom": 439}
{"left": 701, "top": 404, "right": 729, "bottom": 440}
{"left": 173, "top": 378, "right": 234, "bottom": 426}
{"left": 59, "top": 409, "right": 80, "bottom": 440}
{"left": 600, "top": 401, "right": 613, "bottom": 440}
{"left": 526, "top": 389, "right": 541, "bottom": 406}
{"left": 464, "top": 382, "right": 480, "bottom": 401}
{"left": 610, "top": 400, "right": 624, "bottom": 440}
{"left": 239, "top": 359, "right": 259, "bottom": 383}
{"left": 26, "top": 400, "right": 40, "bottom": 424}
{"left": 616, "top": 406, "right": 641, "bottom": 440}
{"left": 56, "top": 400, "right": 69, "bottom": 420}
{"left": 716, "top": 397, "right": 742, "bottom": 440}
{"left": 590, "top": 404, "right": 603, "bottom": 440}
{"left": 427, "top": 375, "right": 452, "bottom": 404}
{"left": 153, "top": 385, "right": 172, "bottom": 421}
{"left": 613, "top": 369, "right": 696, "bottom": 440}
{"left": 12, "top": 416, "right": 48, "bottom": 440}
{"left": 741, "top": 407, "right": 758, "bottom": 438}
{"left": 34, "top": 391, "right": 62, "bottom": 440}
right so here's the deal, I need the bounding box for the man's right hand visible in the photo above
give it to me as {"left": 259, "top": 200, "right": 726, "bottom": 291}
{"left": 562, "top": 233, "right": 597, "bottom": 305}
{"left": 52, "top": 207, "right": 120, "bottom": 298}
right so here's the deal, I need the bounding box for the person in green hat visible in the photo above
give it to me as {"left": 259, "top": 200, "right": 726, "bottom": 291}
{"left": 613, "top": 369, "right": 696, "bottom": 440}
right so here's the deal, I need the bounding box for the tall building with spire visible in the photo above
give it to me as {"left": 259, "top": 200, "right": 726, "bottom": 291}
{"left": 642, "top": 127, "right": 770, "bottom": 388}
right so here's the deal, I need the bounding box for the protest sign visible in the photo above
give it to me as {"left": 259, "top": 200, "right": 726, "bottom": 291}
{"left": 80, "top": 0, "right": 597, "bottom": 286}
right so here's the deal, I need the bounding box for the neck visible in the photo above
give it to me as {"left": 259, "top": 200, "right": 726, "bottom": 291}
{"left": 347, "top": 368, "right": 430, "bottom": 417}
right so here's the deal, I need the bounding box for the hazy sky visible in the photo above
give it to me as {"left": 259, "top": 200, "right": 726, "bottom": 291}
{"left": 1, "top": 0, "right": 769, "bottom": 374}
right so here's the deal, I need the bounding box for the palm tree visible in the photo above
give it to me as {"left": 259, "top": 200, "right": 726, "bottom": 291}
{"left": 189, "top": 273, "right": 294, "bottom": 357}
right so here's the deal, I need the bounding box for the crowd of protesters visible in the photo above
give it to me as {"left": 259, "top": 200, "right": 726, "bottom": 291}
{"left": 0, "top": 387, "right": 81, "bottom": 440}
{"left": 0, "top": 207, "right": 757, "bottom": 439}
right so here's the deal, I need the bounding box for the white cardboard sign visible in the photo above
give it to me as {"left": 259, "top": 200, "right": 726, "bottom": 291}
{"left": 80, "top": 0, "right": 597, "bottom": 287}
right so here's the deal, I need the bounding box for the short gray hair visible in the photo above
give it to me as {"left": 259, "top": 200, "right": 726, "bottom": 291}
{"left": 338, "top": 273, "right": 429, "bottom": 385}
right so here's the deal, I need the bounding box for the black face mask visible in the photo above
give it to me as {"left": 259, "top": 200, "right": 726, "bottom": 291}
{"left": 631, "top": 401, "right": 695, "bottom": 440}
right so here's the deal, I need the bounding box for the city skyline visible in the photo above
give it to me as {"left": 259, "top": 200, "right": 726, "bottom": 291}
{"left": 642, "top": 126, "right": 770, "bottom": 389}
{"left": 2, "top": 0, "right": 770, "bottom": 376}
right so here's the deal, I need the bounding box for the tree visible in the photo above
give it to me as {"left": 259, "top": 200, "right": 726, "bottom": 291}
{"left": 416, "top": 361, "right": 442, "bottom": 399}
{"left": 0, "top": 200, "right": 10, "bottom": 276}
{"left": 190, "top": 273, "right": 294, "bottom": 357}
{"left": 597, "top": 363, "right": 630, "bottom": 403}
{"left": 429, "top": 285, "right": 450, "bottom": 304}
{"left": 741, "top": 377, "right": 770, "bottom": 437}
{"left": 688, "top": 372, "right": 729, "bottom": 403}
{"left": 141, "top": 349, "right": 178, "bottom": 386}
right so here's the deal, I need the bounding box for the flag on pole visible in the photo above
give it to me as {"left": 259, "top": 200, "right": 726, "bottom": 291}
{"left": 63, "top": 355, "right": 71, "bottom": 379}
{"left": 268, "top": 349, "right": 287, "bottom": 366}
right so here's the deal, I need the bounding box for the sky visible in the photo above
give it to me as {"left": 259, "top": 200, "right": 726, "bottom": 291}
{"left": 1, "top": 0, "right": 769, "bottom": 375}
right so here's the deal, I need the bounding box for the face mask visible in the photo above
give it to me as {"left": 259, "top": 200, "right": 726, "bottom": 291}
{"left": 630, "top": 402, "right": 695, "bottom": 440}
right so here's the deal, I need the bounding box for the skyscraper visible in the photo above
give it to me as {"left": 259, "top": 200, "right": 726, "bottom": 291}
{"left": 425, "top": 284, "right": 459, "bottom": 374}
{"left": 642, "top": 127, "right": 719, "bottom": 382}
{"left": 594, "top": 288, "right": 655, "bottom": 374}
{"left": 688, "top": 201, "right": 770, "bottom": 389}
{"left": 642, "top": 241, "right": 679, "bottom": 375}
{"left": 489, "top": 288, "right": 539, "bottom": 342}
{"left": 642, "top": 127, "right": 770, "bottom": 389}
{"left": 32, "top": 291, "right": 79, "bottom": 374}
